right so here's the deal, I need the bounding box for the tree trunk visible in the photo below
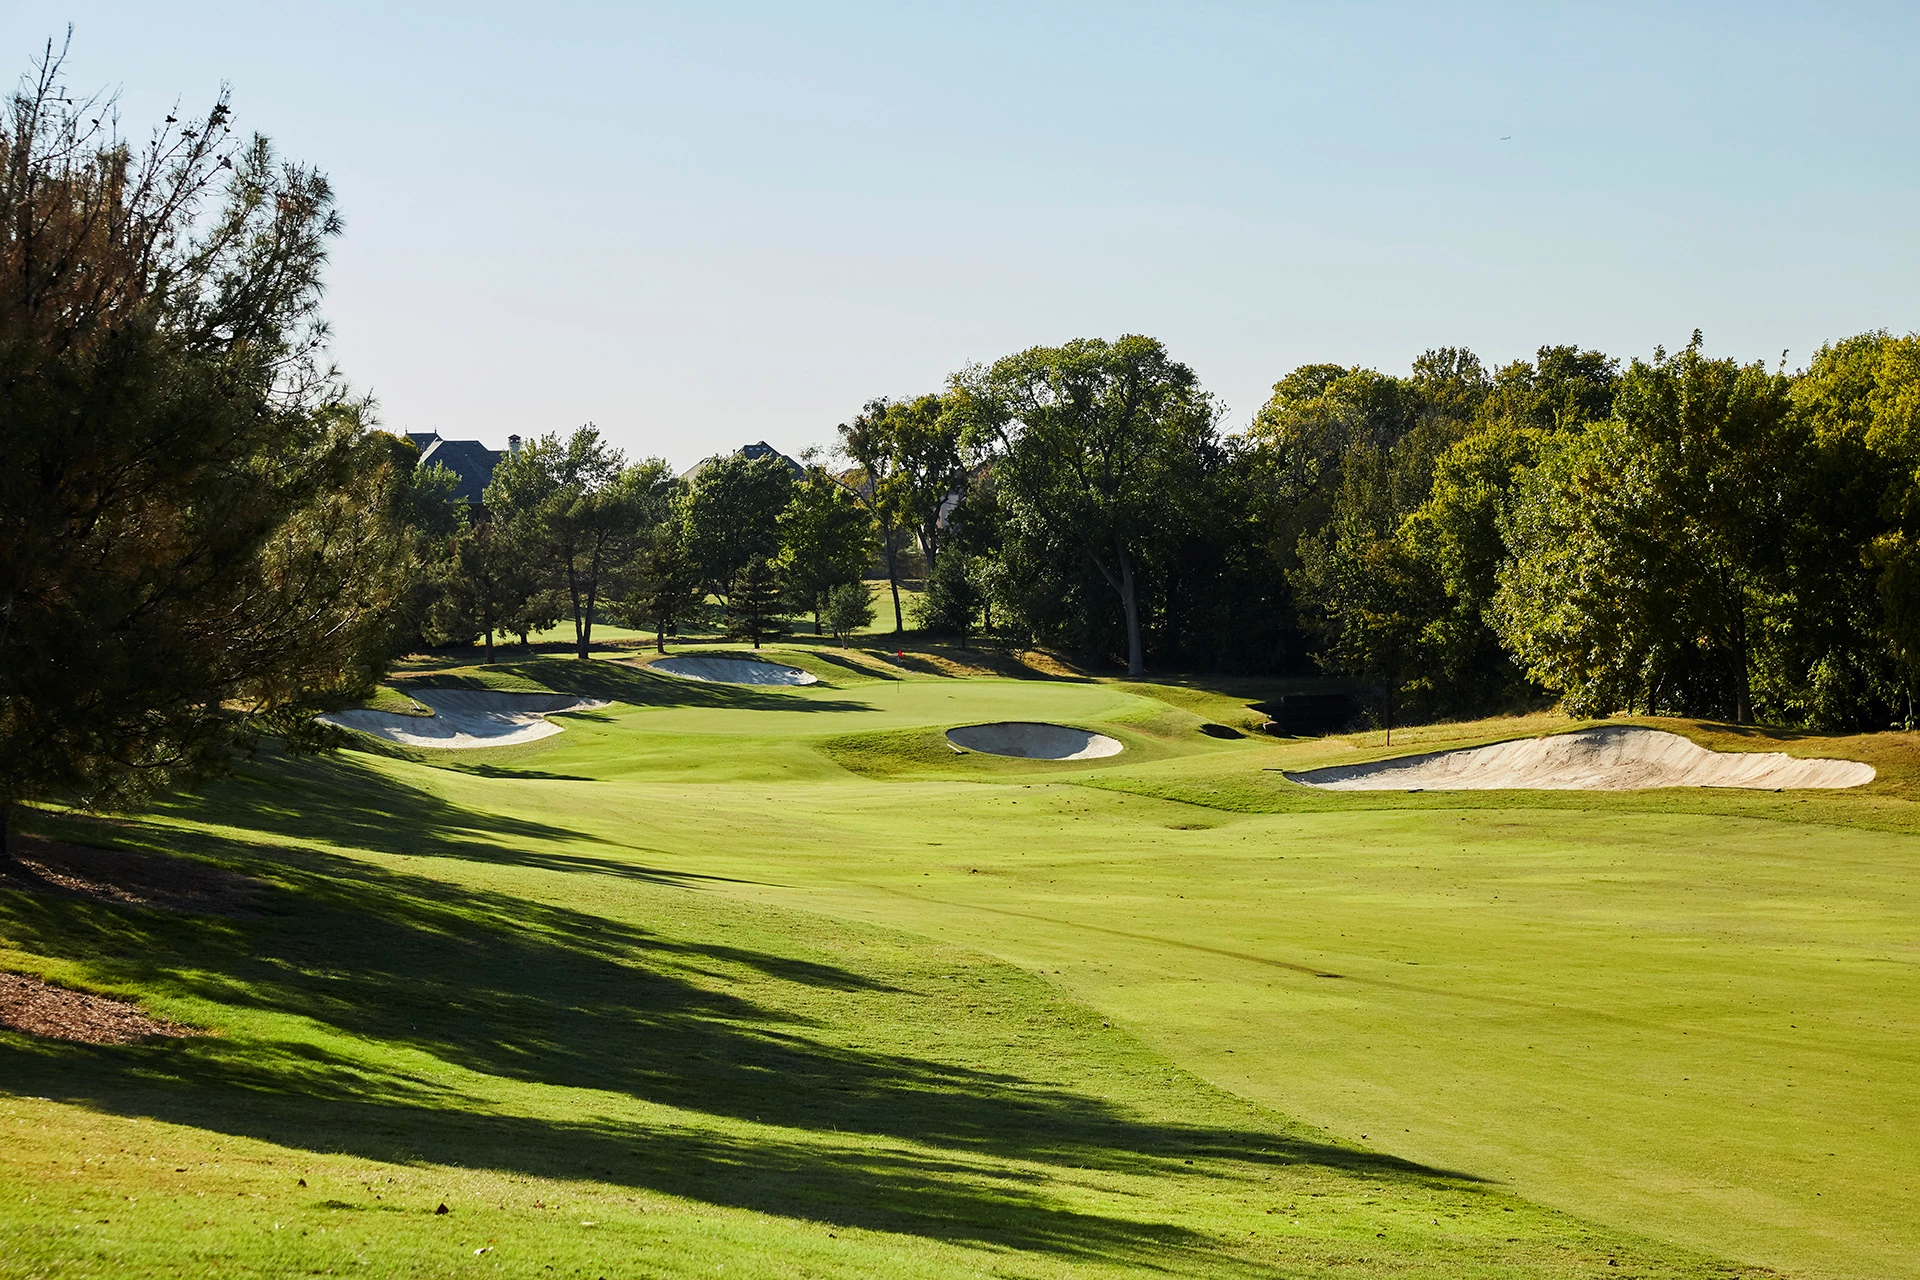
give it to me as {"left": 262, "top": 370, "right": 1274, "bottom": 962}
{"left": 1731, "top": 607, "right": 1752, "bottom": 725}
{"left": 1114, "top": 537, "right": 1144, "bottom": 677}
{"left": 1385, "top": 679, "right": 1395, "bottom": 747}
{"left": 482, "top": 599, "right": 495, "bottom": 665}
{"left": 579, "top": 576, "right": 597, "bottom": 661}
{"left": 0, "top": 799, "right": 9, "bottom": 865}
{"left": 565, "top": 556, "right": 588, "bottom": 660}
{"left": 884, "top": 525, "right": 904, "bottom": 634}
{"left": 656, "top": 625, "right": 666, "bottom": 654}
{"left": 814, "top": 609, "right": 821, "bottom": 636}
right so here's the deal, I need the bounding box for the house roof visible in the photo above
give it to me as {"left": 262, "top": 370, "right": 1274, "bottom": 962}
{"left": 418, "top": 438, "right": 503, "bottom": 504}
{"left": 681, "top": 440, "right": 805, "bottom": 481}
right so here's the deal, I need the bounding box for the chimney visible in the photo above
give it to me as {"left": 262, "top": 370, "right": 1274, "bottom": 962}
{"left": 508, "top": 434, "right": 521, "bottom": 457}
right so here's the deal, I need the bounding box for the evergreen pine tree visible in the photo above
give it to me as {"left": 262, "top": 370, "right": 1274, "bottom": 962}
{"left": 725, "top": 557, "right": 787, "bottom": 649}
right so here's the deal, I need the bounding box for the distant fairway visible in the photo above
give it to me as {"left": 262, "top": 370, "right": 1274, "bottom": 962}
{"left": 2, "top": 647, "right": 1913, "bottom": 1278}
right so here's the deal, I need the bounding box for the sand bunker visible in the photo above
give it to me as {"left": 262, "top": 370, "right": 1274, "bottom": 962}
{"left": 319, "top": 689, "right": 609, "bottom": 748}
{"left": 650, "top": 656, "right": 818, "bottom": 686}
{"left": 946, "top": 722, "right": 1124, "bottom": 761}
{"left": 1285, "top": 725, "right": 1875, "bottom": 791}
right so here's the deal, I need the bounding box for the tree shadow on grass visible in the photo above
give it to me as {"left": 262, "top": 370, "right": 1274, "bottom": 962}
{"left": 0, "top": 1037, "right": 1243, "bottom": 1268}
{"left": 807, "top": 649, "right": 898, "bottom": 682}
{"left": 148, "top": 749, "right": 745, "bottom": 888}
{"left": 863, "top": 649, "right": 955, "bottom": 678}
{"left": 0, "top": 821, "right": 1484, "bottom": 1270}
{"left": 405, "top": 660, "right": 875, "bottom": 715}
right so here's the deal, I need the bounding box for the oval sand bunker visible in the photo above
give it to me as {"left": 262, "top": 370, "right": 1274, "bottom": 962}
{"left": 320, "top": 689, "right": 609, "bottom": 749}
{"left": 650, "top": 656, "right": 818, "bottom": 686}
{"left": 946, "top": 722, "right": 1123, "bottom": 761}
{"left": 1285, "top": 725, "right": 1874, "bottom": 791}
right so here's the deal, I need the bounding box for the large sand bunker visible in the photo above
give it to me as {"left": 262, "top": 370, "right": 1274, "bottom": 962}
{"left": 650, "top": 656, "right": 818, "bottom": 686}
{"left": 946, "top": 722, "right": 1124, "bottom": 761}
{"left": 1285, "top": 725, "right": 1874, "bottom": 791}
{"left": 319, "top": 689, "right": 610, "bottom": 748}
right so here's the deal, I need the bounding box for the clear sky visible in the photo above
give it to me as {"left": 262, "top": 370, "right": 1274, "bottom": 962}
{"left": 10, "top": 2, "right": 1919, "bottom": 467}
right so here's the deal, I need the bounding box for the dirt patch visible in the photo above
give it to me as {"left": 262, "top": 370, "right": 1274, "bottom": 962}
{"left": 0, "top": 970, "right": 198, "bottom": 1044}
{"left": 0, "top": 835, "right": 265, "bottom": 917}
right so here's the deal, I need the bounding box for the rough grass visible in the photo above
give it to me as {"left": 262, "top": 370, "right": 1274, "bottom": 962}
{"left": 3, "top": 658, "right": 1913, "bottom": 1278}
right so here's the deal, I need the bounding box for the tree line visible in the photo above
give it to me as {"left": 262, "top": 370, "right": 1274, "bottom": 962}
{"left": 415, "top": 432, "right": 881, "bottom": 660}
{"left": 424, "top": 324, "right": 1920, "bottom": 740}
{"left": 6, "top": 52, "right": 1918, "bottom": 851}
{"left": 917, "top": 331, "right": 1920, "bottom": 736}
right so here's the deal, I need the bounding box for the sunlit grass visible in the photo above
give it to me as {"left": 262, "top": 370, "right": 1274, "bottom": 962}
{"left": 4, "top": 651, "right": 1912, "bottom": 1277}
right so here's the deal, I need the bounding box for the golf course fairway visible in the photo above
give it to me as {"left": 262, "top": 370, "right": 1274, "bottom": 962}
{"left": 2, "top": 647, "right": 1913, "bottom": 1279}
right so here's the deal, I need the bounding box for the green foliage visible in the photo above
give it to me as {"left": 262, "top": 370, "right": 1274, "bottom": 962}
{"left": 825, "top": 580, "right": 876, "bottom": 645}
{"left": 885, "top": 392, "right": 970, "bottom": 568}
{"left": 683, "top": 453, "right": 796, "bottom": 602}
{"left": 1291, "top": 447, "right": 1445, "bottom": 732}
{"left": 1791, "top": 331, "right": 1920, "bottom": 724}
{"left": 723, "top": 556, "right": 787, "bottom": 649}
{"left": 969, "top": 335, "right": 1217, "bottom": 676}
{"left": 426, "top": 509, "right": 552, "bottom": 663}
{"left": 1491, "top": 337, "right": 1800, "bottom": 721}
{"left": 621, "top": 522, "right": 707, "bottom": 653}
{"left": 915, "top": 552, "right": 986, "bottom": 648}
{"left": 1480, "top": 344, "right": 1619, "bottom": 431}
{"left": 773, "top": 468, "right": 876, "bottom": 632}
{"left": 0, "top": 57, "right": 420, "bottom": 837}
{"left": 487, "top": 428, "right": 676, "bottom": 660}
{"left": 835, "top": 398, "right": 923, "bottom": 635}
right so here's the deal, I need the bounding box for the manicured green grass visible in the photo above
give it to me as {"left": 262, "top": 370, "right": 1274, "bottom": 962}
{"left": 4, "top": 648, "right": 1913, "bottom": 1278}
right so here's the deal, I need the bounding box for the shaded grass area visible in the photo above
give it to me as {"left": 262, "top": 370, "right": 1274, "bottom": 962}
{"left": 0, "top": 757, "right": 1762, "bottom": 1279}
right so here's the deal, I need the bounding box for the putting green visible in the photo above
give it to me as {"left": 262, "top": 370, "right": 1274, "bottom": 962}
{"left": 3, "top": 650, "right": 1913, "bottom": 1279}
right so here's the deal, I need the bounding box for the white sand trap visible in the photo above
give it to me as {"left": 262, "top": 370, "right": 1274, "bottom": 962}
{"left": 649, "top": 656, "right": 818, "bottom": 686}
{"left": 319, "top": 689, "right": 610, "bottom": 748}
{"left": 1285, "top": 725, "right": 1874, "bottom": 791}
{"left": 946, "top": 722, "right": 1124, "bottom": 761}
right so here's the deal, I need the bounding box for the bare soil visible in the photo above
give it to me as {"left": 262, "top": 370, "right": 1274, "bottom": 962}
{"left": 0, "top": 970, "right": 197, "bottom": 1044}
{"left": 0, "top": 834, "right": 264, "bottom": 917}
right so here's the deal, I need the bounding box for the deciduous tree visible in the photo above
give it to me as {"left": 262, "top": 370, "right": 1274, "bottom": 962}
{"left": 623, "top": 520, "right": 706, "bottom": 653}
{"left": 835, "top": 401, "right": 913, "bottom": 634}
{"left": 683, "top": 453, "right": 794, "bottom": 602}
{"left": 967, "top": 335, "right": 1216, "bottom": 676}
{"left": 774, "top": 468, "right": 876, "bottom": 633}
{"left": 489, "top": 428, "right": 674, "bottom": 659}
{"left": 825, "top": 580, "right": 875, "bottom": 646}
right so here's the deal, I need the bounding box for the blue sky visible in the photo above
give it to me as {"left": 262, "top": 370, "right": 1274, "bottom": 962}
{"left": 9, "top": 2, "right": 1919, "bottom": 466}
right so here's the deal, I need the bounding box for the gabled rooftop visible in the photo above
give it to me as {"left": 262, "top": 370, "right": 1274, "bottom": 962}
{"left": 419, "top": 437, "right": 504, "bottom": 504}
